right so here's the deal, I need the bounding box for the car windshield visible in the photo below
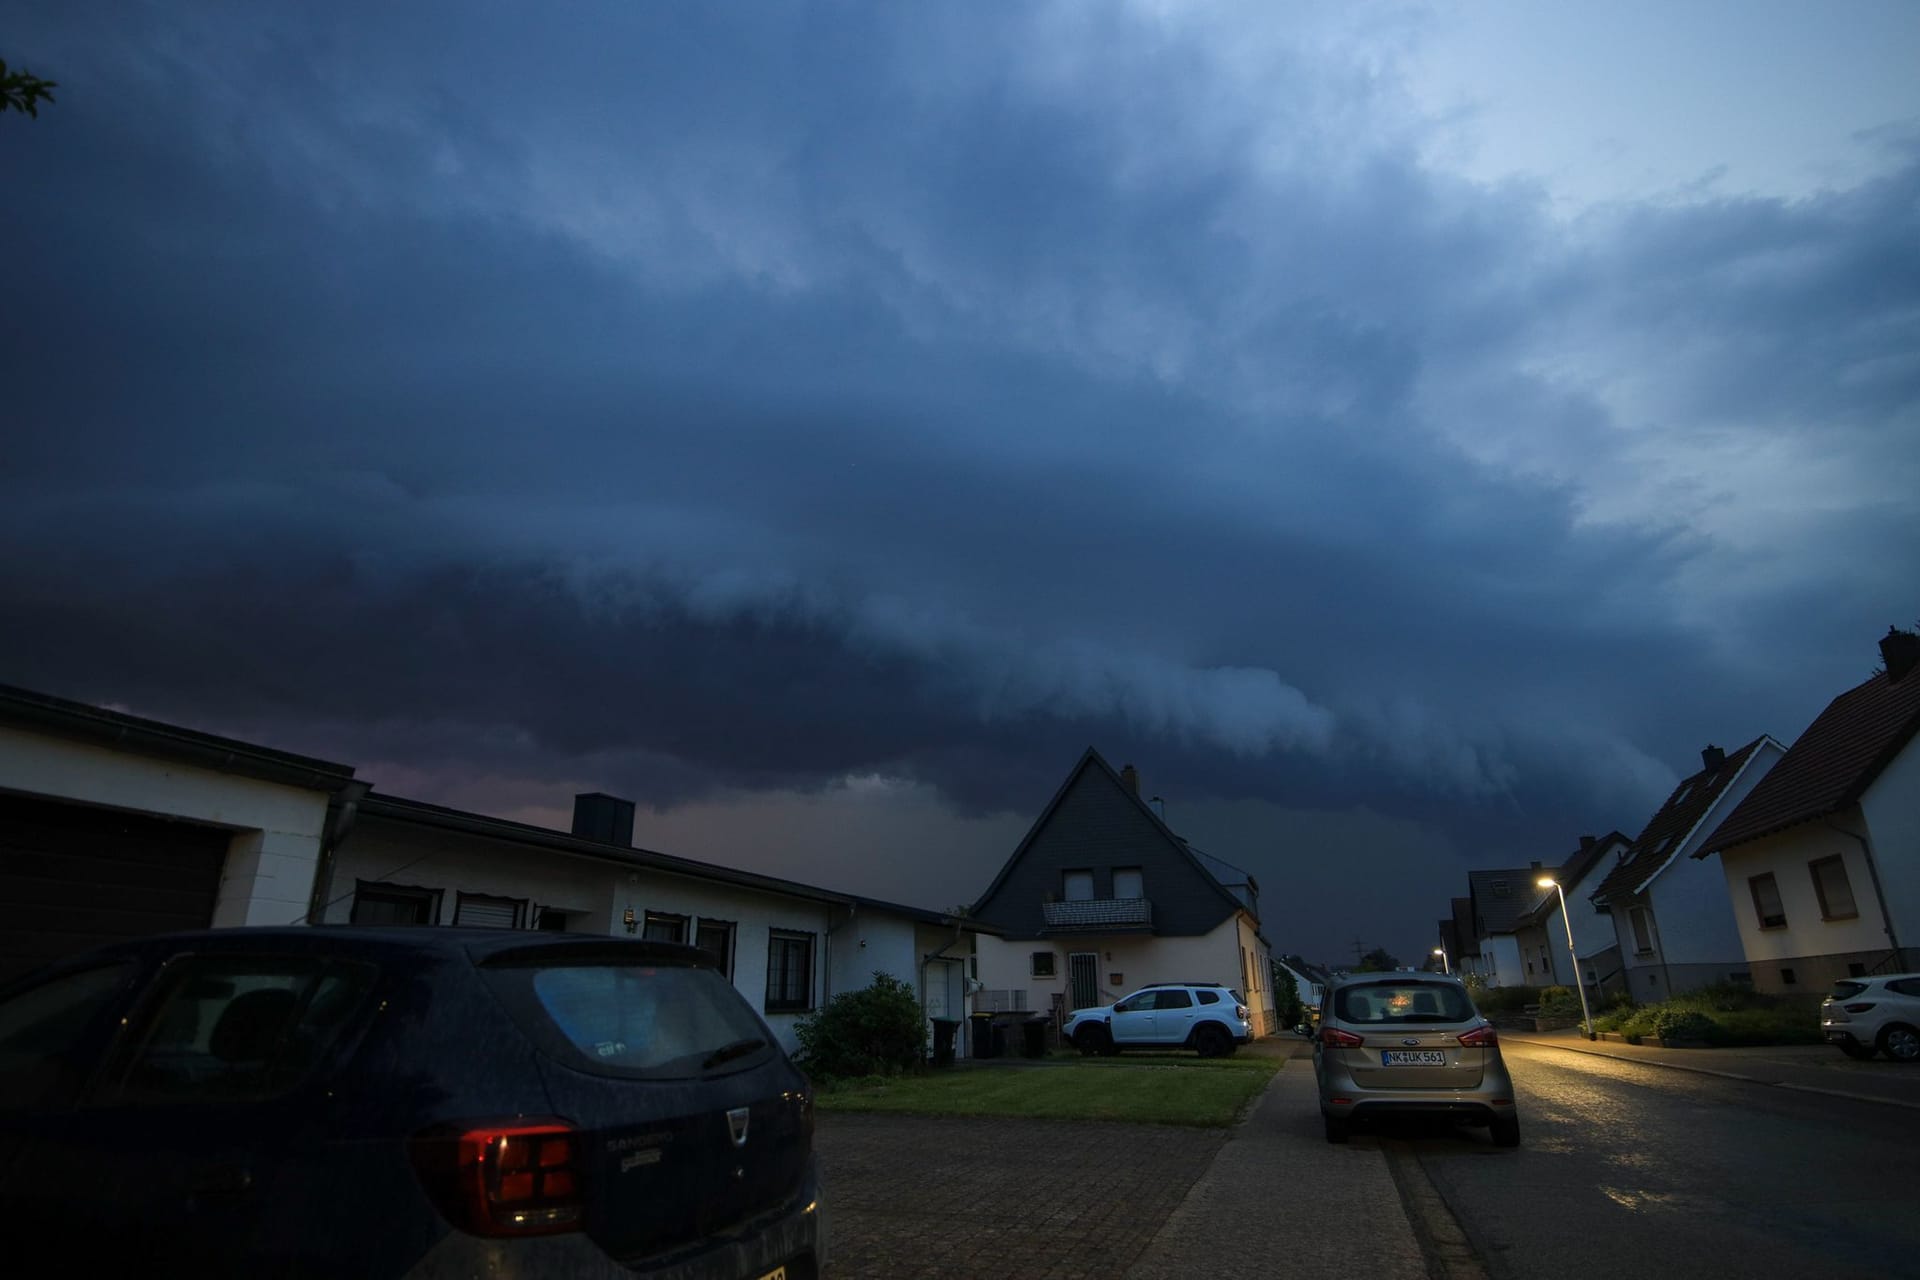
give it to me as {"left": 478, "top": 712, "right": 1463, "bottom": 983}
{"left": 497, "top": 962, "right": 772, "bottom": 1079}
{"left": 1334, "top": 982, "right": 1475, "bottom": 1025}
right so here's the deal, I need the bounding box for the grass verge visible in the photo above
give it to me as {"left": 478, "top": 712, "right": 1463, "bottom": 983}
{"left": 815, "top": 1056, "right": 1280, "bottom": 1127}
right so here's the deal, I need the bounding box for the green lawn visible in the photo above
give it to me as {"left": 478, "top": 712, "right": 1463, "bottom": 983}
{"left": 815, "top": 1057, "right": 1280, "bottom": 1127}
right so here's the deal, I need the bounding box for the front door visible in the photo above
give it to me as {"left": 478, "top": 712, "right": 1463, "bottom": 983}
{"left": 1068, "top": 953, "right": 1099, "bottom": 1010}
{"left": 925, "top": 961, "right": 951, "bottom": 1020}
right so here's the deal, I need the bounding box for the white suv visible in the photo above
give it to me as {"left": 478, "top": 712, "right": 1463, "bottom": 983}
{"left": 1063, "top": 982, "right": 1253, "bottom": 1058}
{"left": 1821, "top": 973, "right": 1920, "bottom": 1061}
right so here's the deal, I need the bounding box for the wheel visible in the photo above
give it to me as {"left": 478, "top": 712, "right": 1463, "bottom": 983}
{"left": 1879, "top": 1024, "right": 1920, "bottom": 1063}
{"left": 1324, "top": 1114, "right": 1350, "bottom": 1144}
{"left": 1491, "top": 1115, "right": 1521, "bottom": 1148}
{"left": 1075, "top": 1028, "right": 1101, "bottom": 1057}
{"left": 1838, "top": 1039, "right": 1876, "bottom": 1061}
{"left": 1194, "top": 1024, "right": 1230, "bottom": 1058}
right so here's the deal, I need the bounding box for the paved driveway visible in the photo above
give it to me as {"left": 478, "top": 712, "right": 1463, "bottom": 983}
{"left": 816, "top": 1113, "right": 1226, "bottom": 1279}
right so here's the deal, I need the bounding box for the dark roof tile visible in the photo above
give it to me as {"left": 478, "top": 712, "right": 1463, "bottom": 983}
{"left": 1592, "top": 737, "right": 1771, "bottom": 905}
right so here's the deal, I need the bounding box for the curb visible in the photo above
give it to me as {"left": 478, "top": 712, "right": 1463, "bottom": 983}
{"left": 1505, "top": 1036, "right": 1920, "bottom": 1112}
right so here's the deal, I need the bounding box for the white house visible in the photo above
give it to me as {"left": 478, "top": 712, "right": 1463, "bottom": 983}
{"left": 1696, "top": 628, "right": 1920, "bottom": 994}
{"left": 1510, "top": 833, "right": 1632, "bottom": 994}
{"left": 1590, "top": 736, "right": 1787, "bottom": 1001}
{"left": 0, "top": 683, "right": 363, "bottom": 984}
{"left": 1275, "top": 954, "right": 1330, "bottom": 1017}
{"left": 968, "top": 750, "right": 1279, "bottom": 1036}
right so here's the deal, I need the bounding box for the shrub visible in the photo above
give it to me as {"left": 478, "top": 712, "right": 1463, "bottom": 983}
{"left": 793, "top": 972, "right": 927, "bottom": 1081}
{"left": 1536, "top": 986, "right": 1581, "bottom": 1018}
{"left": 1652, "top": 1009, "right": 1718, "bottom": 1043}
{"left": 1474, "top": 986, "right": 1541, "bottom": 1015}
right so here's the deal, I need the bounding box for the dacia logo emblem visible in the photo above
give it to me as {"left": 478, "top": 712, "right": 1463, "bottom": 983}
{"left": 727, "top": 1106, "right": 750, "bottom": 1147}
{"left": 1402, "top": 1038, "right": 1421, "bottom": 1046}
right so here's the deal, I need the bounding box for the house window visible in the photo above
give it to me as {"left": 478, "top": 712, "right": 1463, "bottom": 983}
{"left": 1628, "top": 906, "right": 1654, "bottom": 954}
{"left": 1062, "top": 870, "right": 1094, "bottom": 902}
{"left": 1779, "top": 967, "right": 1797, "bottom": 986}
{"left": 695, "top": 919, "right": 734, "bottom": 980}
{"left": 1527, "top": 960, "right": 1535, "bottom": 975}
{"left": 534, "top": 906, "right": 572, "bottom": 932}
{"left": 1113, "top": 867, "right": 1144, "bottom": 899}
{"left": 642, "top": 912, "right": 688, "bottom": 944}
{"left": 1849, "top": 963, "right": 1868, "bottom": 978}
{"left": 1748, "top": 874, "right": 1787, "bottom": 930}
{"left": 1031, "top": 951, "right": 1056, "bottom": 978}
{"left": 350, "top": 881, "right": 439, "bottom": 925}
{"left": 1492, "top": 880, "right": 1511, "bottom": 898}
{"left": 1809, "top": 856, "right": 1858, "bottom": 921}
{"left": 453, "top": 892, "right": 524, "bottom": 929}
{"left": 766, "top": 931, "right": 815, "bottom": 1013}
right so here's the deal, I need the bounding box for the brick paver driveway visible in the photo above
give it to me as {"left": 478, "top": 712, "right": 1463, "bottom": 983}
{"left": 816, "top": 1113, "right": 1226, "bottom": 1279}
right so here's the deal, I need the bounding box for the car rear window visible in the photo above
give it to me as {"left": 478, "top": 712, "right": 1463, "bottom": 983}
{"left": 105, "top": 955, "right": 377, "bottom": 1103}
{"left": 1334, "top": 982, "right": 1475, "bottom": 1025}
{"left": 1828, "top": 980, "right": 1869, "bottom": 1000}
{"left": 489, "top": 961, "right": 773, "bottom": 1079}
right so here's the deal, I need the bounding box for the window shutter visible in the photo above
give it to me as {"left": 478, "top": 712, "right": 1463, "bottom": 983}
{"left": 455, "top": 896, "right": 521, "bottom": 928}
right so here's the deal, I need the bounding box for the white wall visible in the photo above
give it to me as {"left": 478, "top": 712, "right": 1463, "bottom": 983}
{"left": 976, "top": 917, "right": 1265, "bottom": 1020}
{"left": 1718, "top": 823, "right": 1890, "bottom": 964}
{"left": 1861, "top": 733, "right": 1920, "bottom": 942}
{"left": 0, "top": 724, "right": 333, "bottom": 928}
{"left": 1649, "top": 855, "right": 1748, "bottom": 965}
{"left": 1481, "top": 935, "right": 1524, "bottom": 987}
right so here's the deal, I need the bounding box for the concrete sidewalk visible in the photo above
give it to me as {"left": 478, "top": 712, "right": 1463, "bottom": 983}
{"left": 1124, "top": 1067, "right": 1425, "bottom": 1280}
{"left": 1505, "top": 1029, "right": 1920, "bottom": 1110}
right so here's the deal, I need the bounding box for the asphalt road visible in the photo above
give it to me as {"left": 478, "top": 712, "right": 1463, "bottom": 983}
{"left": 1367, "top": 1041, "right": 1920, "bottom": 1279}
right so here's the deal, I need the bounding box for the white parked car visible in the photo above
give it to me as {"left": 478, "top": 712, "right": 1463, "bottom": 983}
{"left": 1821, "top": 973, "right": 1920, "bottom": 1062}
{"left": 1062, "top": 982, "right": 1253, "bottom": 1058}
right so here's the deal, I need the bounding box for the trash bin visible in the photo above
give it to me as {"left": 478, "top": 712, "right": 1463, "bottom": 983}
{"left": 1021, "top": 1016, "right": 1048, "bottom": 1059}
{"left": 970, "top": 1012, "right": 997, "bottom": 1059}
{"left": 930, "top": 1018, "right": 960, "bottom": 1067}
{"left": 988, "top": 1017, "right": 1011, "bottom": 1059}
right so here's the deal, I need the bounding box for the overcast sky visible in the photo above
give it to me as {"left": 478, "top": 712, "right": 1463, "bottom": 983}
{"left": 5, "top": 2, "right": 1916, "bottom": 968}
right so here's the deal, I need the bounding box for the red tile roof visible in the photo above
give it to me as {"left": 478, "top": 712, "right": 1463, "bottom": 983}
{"left": 1592, "top": 737, "right": 1772, "bottom": 906}
{"left": 1700, "top": 668, "right": 1920, "bottom": 854}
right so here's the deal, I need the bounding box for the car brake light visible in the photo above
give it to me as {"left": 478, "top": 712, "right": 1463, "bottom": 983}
{"left": 1457, "top": 1025, "right": 1498, "bottom": 1048}
{"left": 1236, "top": 1005, "right": 1249, "bottom": 1020}
{"left": 410, "top": 1120, "right": 583, "bottom": 1237}
{"left": 1844, "top": 1002, "right": 1877, "bottom": 1014}
{"left": 1320, "top": 1026, "right": 1364, "bottom": 1048}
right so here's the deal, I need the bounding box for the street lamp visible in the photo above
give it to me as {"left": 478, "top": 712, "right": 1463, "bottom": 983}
{"left": 1432, "top": 945, "right": 1449, "bottom": 975}
{"left": 1537, "top": 877, "right": 1595, "bottom": 1039}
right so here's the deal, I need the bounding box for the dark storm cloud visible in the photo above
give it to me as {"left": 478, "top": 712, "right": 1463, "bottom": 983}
{"left": 4, "top": 3, "right": 1917, "bottom": 959}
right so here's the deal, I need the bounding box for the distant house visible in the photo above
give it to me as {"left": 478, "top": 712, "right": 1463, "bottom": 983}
{"left": 1510, "top": 833, "right": 1632, "bottom": 995}
{"left": 968, "top": 749, "right": 1279, "bottom": 1036}
{"left": 1464, "top": 866, "right": 1551, "bottom": 987}
{"left": 1590, "top": 736, "right": 1787, "bottom": 1001}
{"left": 1696, "top": 628, "right": 1920, "bottom": 994}
{"left": 1447, "top": 896, "right": 1482, "bottom": 980}
{"left": 1276, "top": 954, "right": 1332, "bottom": 1015}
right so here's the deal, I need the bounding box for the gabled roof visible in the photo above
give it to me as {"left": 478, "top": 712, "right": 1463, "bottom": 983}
{"left": 358, "top": 794, "right": 999, "bottom": 933}
{"left": 1516, "top": 832, "right": 1633, "bottom": 926}
{"left": 1468, "top": 868, "right": 1544, "bottom": 937}
{"left": 1699, "top": 666, "right": 1920, "bottom": 854}
{"left": 1278, "top": 954, "right": 1332, "bottom": 986}
{"left": 1592, "top": 736, "right": 1774, "bottom": 906}
{"left": 968, "top": 747, "right": 1255, "bottom": 924}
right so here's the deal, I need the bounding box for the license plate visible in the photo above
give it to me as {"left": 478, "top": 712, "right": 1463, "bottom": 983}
{"left": 1381, "top": 1050, "right": 1446, "bottom": 1066}
{"left": 755, "top": 1269, "right": 787, "bottom": 1280}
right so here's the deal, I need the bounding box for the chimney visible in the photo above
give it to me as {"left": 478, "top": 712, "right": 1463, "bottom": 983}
{"left": 1119, "top": 763, "right": 1141, "bottom": 797}
{"left": 1700, "top": 744, "right": 1726, "bottom": 772}
{"left": 1579, "top": 835, "right": 1596, "bottom": 853}
{"left": 1529, "top": 860, "right": 1542, "bottom": 870}
{"left": 1882, "top": 626, "right": 1920, "bottom": 683}
{"left": 572, "top": 793, "right": 635, "bottom": 847}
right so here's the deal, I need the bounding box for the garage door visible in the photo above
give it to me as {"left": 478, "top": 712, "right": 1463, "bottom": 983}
{"left": 0, "top": 792, "right": 228, "bottom": 985}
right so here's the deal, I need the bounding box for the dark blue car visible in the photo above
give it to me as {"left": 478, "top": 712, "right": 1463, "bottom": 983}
{"left": 0, "top": 927, "right": 825, "bottom": 1278}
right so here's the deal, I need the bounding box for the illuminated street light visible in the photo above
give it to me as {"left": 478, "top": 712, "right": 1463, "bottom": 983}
{"left": 1431, "top": 944, "right": 1450, "bottom": 975}
{"left": 1537, "top": 877, "right": 1596, "bottom": 1039}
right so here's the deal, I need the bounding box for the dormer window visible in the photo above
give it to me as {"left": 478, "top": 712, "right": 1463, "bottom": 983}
{"left": 1492, "top": 880, "right": 1510, "bottom": 898}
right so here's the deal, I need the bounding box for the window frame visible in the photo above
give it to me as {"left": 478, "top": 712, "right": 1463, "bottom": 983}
{"left": 1808, "top": 856, "right": 1858, "bottom": 922}
{"left": 1748, "top": 873, "right": 1788, "bottom": 930}
{"left": 694, "top": 918, "right": 735, "bottom": 981}
{"left": 349, "top": 880, "right": 441, "bottom": 926}
{"left": 1061, "top": 869, "right": 1095, "bottom": 902}
{"left": 764, "top": 930, "right": 816, "bottom": 1014}
{"left": 1112, "top": 867, "right": 1144, "bottom": 900}
{"left": 641, "top": 911, "right": 689, "bottom": 945}
{"left": 1628, "top": 905, "right": 1655, "bottom": 954}
{"left": 1030, "top": 951, "right": 1056, "bottom": 978}
{"left": 453, "top": 891, "right": 526, "bottom": 929}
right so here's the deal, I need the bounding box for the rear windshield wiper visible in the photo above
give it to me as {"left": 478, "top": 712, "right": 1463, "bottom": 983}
{"left": 701, "top": 1037, "right": 768, "bottom": 1070}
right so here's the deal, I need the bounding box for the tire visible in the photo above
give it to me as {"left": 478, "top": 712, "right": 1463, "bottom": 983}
{"left": 1324, "top": 1114, "right": 1350, "bottom": 1144}
{"left": 1838, "top": 1039, "right": 1876, "bottom": 1061}
{"left": 1491, "top": 1115, "right": 1521, "bottom": 1148}
{"left": 1880, "top": 1023, "right": 1920, "bottom": 1063}
{"left": 1075, "top": 1028, "right": 1101, "bottom": 1057}
{"left": 1194, "top": 1024, "right": 1230, "bottom": 1059}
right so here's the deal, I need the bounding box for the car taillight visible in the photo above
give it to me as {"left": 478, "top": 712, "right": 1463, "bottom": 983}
{"left": 410, "top": 1119, "right": 583, "bottom": 1237}
{"left": 1844, "top": 1002, "right": 1877, "bottom": 1014}
{"left": 1236, "top": 1005, "right": 1250, "bottom": 1020}
{"left": 1320, "top": 1026, "right": 1364, "bottom": 1047}
{"left": 1457, "top": 1025, "right": 1498, "bottom": 1048}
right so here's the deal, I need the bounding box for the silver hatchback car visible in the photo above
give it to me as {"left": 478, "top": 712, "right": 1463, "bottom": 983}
{"left": 1313, "top": 973, "right": 1519, "bottom": 1147}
